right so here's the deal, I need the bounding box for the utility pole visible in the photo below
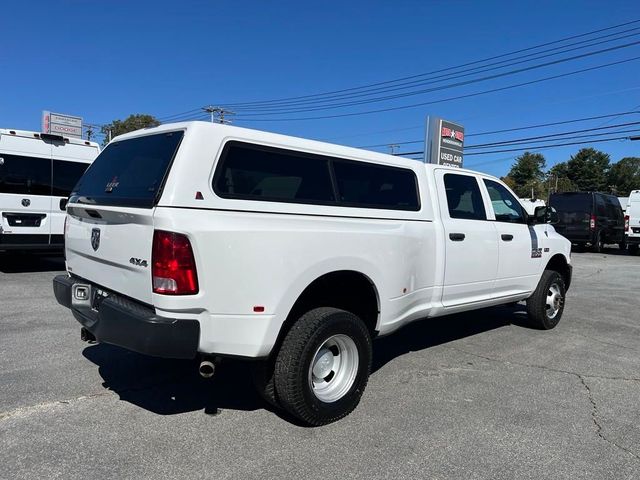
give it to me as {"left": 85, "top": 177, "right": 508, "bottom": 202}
{"left": 85, "top": 125, "right": 93, "bottom": 141}
{"left": 388, "top": 144, "right": 399, "bottom": 155}
{"left": 203, "top": 106, "right": 235, "bottom": 124}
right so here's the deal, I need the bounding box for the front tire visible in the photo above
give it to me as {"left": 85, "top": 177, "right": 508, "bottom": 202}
{"left": 274, "top": 307, "right": 372, "bottom": 426}
{"left": 526, "top": 270, "right": 566, "bottom": 329}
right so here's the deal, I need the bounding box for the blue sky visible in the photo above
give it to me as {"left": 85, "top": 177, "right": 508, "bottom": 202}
{"left": 1, "top": 0, "right": 639, "bottom": 177}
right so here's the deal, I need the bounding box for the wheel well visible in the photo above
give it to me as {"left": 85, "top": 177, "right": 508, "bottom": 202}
{"left": 545, "top": 254, "right": 571, "bottom": 290}
{"left": 271, "top": 271, "right": 380, "bottom": 356}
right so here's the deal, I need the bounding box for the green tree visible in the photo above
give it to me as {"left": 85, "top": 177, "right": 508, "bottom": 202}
{"left": 505, "top": 152, "right": 546, "bottom": 198}
{"left": 547, "top": 161, "right": 576, "bottom": 195}
{"left": 101, "top": 114, "right": 160, "bottom": 146}
{"left": 565, "top": 148, "right": 610, "bottom": 192}
{"left": 607, "top": 157, "right": 640, "bottom": 196}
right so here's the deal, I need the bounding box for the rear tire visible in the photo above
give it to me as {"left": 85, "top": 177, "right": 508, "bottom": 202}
{"left": 274, "top": 307, "right": 372, "bottom": 426}
{"left": 592, "top": 231, "right": 604, "bottom": 253}
{"left": 629, "top": 244, "right": 639, "bottom": 255}
{"left": 526, "top": 270, "right": 566, "bottom": 330}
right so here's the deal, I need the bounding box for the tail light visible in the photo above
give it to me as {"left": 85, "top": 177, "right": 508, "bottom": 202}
{"left": 590, "top": 215, "right": 596, "bottom": 230}
{"left": 625, "top": 215, "right": 630, "bottom": 232}
{"left": 152, "top": 230, "right": 199, "bottom": 295}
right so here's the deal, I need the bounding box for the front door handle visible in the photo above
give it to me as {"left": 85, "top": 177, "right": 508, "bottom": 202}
{"left": 501, "top": 234, "right": 514, "bottom": 241}
{"left": 449, "top": 233, "right": 465, "bottom": 241}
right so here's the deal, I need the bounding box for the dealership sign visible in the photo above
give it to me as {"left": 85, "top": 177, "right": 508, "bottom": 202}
{"left": 424, "top": 116, "right": 464, "bottom": 168}
{"left": 42, "top": 111, "right": 83, "bottom": 138}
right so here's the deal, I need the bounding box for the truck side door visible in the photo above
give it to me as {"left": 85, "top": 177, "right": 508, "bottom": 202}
{"left": 436, "top": 170, "right": 498, "bottom": 307}
{"left": 482, "top": 179, "right": 541, "bottom": 297}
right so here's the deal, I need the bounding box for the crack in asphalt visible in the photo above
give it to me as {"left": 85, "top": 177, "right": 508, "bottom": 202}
{"left": 0, "top": 391, "right": 112, "bottom": 421}
{"left": 448, "top": 345, "right": 640, "bottom": 462}
{"left": 578, "top": 375, "right": 640, "bottom": 462}
{"left": 0, "top": 376, "right": 194, "bottom": 422}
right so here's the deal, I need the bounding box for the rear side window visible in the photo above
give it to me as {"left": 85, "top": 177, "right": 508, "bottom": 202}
{"left": 214, "top": 143, "right": 334, "bottom": 204}
{"left": 52, "top": 160, "right": 89, "bottom": 197}
{"left": 443, "top": 173, "right": 486, "bottom": 220}
{"left": 0, "top": 154, "right": 51, "bottom": 196}
{"left": 213, "top": 142, "right": 420, "bottom": 211}
{"left": 71, "top": 131, "right": 183, "bottom": 208}
{"left": 333, "top": 160, "right": 419, "bottom": 210}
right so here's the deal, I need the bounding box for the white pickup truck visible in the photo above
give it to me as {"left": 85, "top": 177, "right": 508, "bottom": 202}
{"left": 53, "top": 122, "right": 572, "bottom": 425}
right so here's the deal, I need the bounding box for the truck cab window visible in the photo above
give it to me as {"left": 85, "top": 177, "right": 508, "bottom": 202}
{"left": 443, "top": 173, "right": 486, "bottom": 220}
{"left": 483, "top": 179, "right": 525, "bottom": 224}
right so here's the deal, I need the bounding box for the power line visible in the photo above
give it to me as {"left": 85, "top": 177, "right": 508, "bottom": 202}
{"left": 231, "top": 40, "right": 640, "bottom": 117}
{"left": 227, "top": 55, "right": 640, "bottom": 122}
{"left": 357, "top": 110, "right": 640, "bottom": 149}
{"left": 219, "top": 19, "right": 640, "bottom": 109}
{"left": 151, "top": 19, "right": 640, "bottom": 123}
{"left": 466, "top": 121, "right": 640, "bottom": 149}
{"left": 228, "top": 30, "right": 640, "bottom": 113}
{"left": 393, "top": 122, "right": 640, "bottom": 156}
{"left": 465, "top": 135, "right": 633, "bottom": 155}
{"left": 396, "top": 133, "right": 637, "bottom": 158}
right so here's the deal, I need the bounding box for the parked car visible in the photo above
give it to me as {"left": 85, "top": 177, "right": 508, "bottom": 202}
{"left": 549, "top": 192, "right": 626, "bottom": 252}
{"left": 0, "top": 128, "right": 100, "bottom": 252}
{"left": 625, "top": 190, "right": 640, "bottom": 255}
{"left": 53, "top": 122, "right": 572, "bottom": 425}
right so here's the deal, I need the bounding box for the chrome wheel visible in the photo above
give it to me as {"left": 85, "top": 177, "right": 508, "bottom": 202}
{"left": 309, "top": 334, "right": 359, "bottom": 403}
{"left": 546, "top": 282, "right": 563, "bottom": 319}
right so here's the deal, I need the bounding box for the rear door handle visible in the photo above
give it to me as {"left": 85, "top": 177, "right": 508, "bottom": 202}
{"left": 449, "top": 233, "right": 465, "bottom": 241}
{"left": 501, "top": 234, "right": 514, "bottom": 241}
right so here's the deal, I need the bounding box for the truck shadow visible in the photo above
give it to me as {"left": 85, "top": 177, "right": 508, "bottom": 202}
{"left": 0, "top": 252, "right": 65, "bottom": 273}
{"left": 82, "top": 344, "right": 263, "bottom": 416}
{"left": 82, "top": 304, "right": 526, "bottom": 421}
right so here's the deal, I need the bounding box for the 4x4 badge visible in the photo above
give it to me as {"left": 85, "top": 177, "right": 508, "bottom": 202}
{"left": 91, "top": 228, "right": 101, "bottom": 251}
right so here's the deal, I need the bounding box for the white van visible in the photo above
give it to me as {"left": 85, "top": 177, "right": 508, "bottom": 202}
{"left": 53, "top": 122, "right": 571, "bottom": 425}
{"left": 0, "top": 129, "right": 100, "bottom": 252}
{"left": 625, "top": 190, "right": 640, "bottom": 254}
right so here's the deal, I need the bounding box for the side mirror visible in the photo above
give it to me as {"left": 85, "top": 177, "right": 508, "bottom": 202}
{"left": 534, "top": 206, "right": 558, "bottom": 225}
{"left": 59, "top": 198, "right": 68, "bottom": 211}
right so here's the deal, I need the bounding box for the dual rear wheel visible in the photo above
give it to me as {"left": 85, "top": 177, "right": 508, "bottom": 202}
{"left": 253, "top": 307, "right": 372, "bottom": 426}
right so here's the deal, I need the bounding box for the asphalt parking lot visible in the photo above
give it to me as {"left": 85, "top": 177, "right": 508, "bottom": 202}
{"left": 1, "top": 250, "right": 639, "bottom": 479}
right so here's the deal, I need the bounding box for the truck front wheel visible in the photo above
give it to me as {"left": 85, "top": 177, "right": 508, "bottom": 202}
{"left": 274, "top": 307, "right": 372, "bottom": 426}
{"left": 526, "top": 270, "right": 566, "bottom": 329}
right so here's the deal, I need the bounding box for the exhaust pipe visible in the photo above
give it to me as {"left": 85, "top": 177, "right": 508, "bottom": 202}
{"left": 199, "top": 360, "right": 216, "bottom": 378}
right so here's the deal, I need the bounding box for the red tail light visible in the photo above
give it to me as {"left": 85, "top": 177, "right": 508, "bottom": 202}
{"left": 625, "top": 215, "right": 630, "bottom": 232}
{"left": 152, "top": 230, "right": 199, "bottom": 295}
{"left": 590, "top": 215, "right": 596, "bottom": 230}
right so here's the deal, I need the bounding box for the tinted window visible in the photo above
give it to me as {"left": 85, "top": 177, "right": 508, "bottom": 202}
{"left": 0, "top": 154, "right": 51, "bottom": 196}
{"left": 549, "top": 193, "right": 592, "bottom": 214}
{"left": 52, "top": 160, "right": 89, "bottom": 197}
{"left": 214, "top": 143, "right": 334, "bottom": 203}
{"left": 444, "top": 174, "right": 486, "bottom": 220}
{"left": 484, "top": 179, "right": 525, "bottom": 224}
{"left": 71, "top": 131, "right": 183, "bottom": 208}
{"left": 595, "top": 195, "right": 607, "bottom": 216}
{"left": 333, "top": 160, "right": 419, "bottom": 210}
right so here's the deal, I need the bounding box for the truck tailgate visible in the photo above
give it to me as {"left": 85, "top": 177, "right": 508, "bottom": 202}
{"left": 65, "top": 205, "right": 155, "bottom": 305}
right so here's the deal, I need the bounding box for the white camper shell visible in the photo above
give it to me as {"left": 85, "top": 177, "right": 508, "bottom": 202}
{"left": 0, "top": 129, "right": 99, "bottom": 251}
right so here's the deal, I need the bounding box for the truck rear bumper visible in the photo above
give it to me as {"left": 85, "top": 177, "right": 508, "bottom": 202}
{"left": 53, "top": 274, "right": 200, "bottom": 359}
